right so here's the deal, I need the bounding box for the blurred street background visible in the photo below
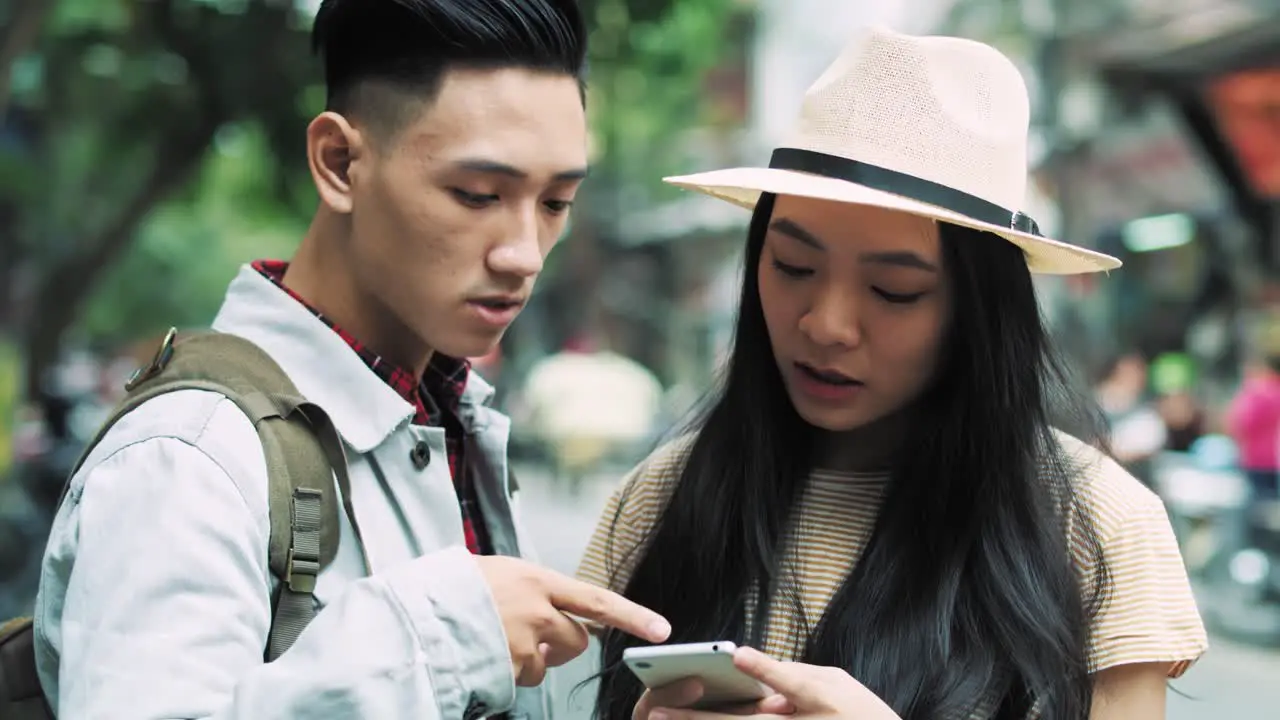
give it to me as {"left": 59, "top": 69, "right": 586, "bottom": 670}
{"left": 2, "top": 0, "right": 1280, "bottom": 716}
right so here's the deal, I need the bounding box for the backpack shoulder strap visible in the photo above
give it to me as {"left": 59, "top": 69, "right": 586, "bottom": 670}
{"left": 0, "top": 617, "right": 51, "bottom": 719}
{"left": 82, "top": 328, "right": 370, "bottom": 660}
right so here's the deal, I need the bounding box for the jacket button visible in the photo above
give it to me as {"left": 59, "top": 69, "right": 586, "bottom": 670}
{"left": 464, "top": 695, "right": 487, "bottom": 720}
{"left": 409, "top": 441, "right": 431, "bottom": 470}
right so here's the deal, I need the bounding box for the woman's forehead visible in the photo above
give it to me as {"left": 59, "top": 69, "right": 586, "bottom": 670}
{"left": 769, "top": 195, "right": 941, "bottom": 256}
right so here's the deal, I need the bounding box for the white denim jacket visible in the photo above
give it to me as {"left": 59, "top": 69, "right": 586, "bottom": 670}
{"left": 33, "top": 265, "right": 549, "bottom": 720}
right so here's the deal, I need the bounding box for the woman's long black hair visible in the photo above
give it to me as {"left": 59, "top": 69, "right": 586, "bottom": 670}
{"left": 594, "top": 193, "right": 1112, "bottom": 720}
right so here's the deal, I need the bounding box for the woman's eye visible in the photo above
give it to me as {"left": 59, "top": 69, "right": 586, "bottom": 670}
{"left": 772, "top": 259, "right": 813, "bottom": 278}
{"left": 450, "top": 189, "right": 498, "bottom": 209}
{"left": 873, "top": 287, "right": 925, "bottom": 304}
{"left": 544, "top": 199, "right": 574, "bottom": 214}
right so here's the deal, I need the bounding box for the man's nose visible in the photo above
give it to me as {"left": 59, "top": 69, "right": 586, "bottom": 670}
{"left": 487, "top": 205, "right": 544, "bottom": 278}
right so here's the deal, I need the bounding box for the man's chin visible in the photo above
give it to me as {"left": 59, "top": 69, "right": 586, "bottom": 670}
{"left": 435, "top": 331, "right": 506, "bottom": 361}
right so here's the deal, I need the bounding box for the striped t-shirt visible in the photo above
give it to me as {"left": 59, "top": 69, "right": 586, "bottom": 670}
{"left": 577, "top": 431, "right": 1208, "bottom": 714}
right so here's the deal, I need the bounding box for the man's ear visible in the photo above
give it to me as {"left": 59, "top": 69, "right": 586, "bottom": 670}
{"left": 306, "top": 111, "right": 366, "bottom": 214}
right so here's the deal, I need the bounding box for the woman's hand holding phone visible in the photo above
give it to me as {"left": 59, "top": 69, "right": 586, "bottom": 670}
{"left": 632, "top": 676, "right": 793, "bottom": 720}
{"left": 634, "top": 646, "right": 902, "bottom": 720}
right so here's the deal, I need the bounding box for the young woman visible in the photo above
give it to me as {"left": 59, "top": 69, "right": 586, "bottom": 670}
{"left": 578, "top": 27, "right": 1206, "bottom": 720}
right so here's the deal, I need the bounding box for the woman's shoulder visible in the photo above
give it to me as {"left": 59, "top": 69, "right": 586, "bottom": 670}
{"left": 576, "top": 434, "right": 697, "bottom": 593}
{"left": 1048, "top": 429, "right": 1165, "bottom": 530}
{"left": 636, "top": 433, "right": 698, "bottom": 480}
{"left": 1048, "top": 432, "right": 1209, "bottom": 676}
{"left": 613, "top": 433, "right": 697, "bottom": 510}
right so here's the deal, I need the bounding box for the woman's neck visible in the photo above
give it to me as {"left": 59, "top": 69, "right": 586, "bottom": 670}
{"left": 816, "top": 409, "right": 911, "bottom": 474}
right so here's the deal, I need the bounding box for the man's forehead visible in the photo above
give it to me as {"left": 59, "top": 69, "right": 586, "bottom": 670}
{"left": 399, "top": 126, "right": 588, "bottom": 177}
{"left": 400, "top": 83, "right": 588, "bottom": 180}
{"left": 424, "top": 68, "right": 583, "bottom": 126}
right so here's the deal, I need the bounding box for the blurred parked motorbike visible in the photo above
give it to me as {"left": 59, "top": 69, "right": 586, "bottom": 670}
{"left": 1155, "top": 434, "right": 1280, "bottom": 645}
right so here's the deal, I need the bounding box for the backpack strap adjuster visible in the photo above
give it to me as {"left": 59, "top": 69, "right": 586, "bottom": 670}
{"left": 284, "top": 548, "right": 319, "bottom": 594}
{"left": 284, "top": 487, "right": 324, "bottom": 594}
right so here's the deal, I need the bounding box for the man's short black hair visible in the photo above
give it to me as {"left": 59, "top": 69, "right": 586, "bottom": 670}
{"left": 312, "top": 0, "right": 587, "bottom": 135}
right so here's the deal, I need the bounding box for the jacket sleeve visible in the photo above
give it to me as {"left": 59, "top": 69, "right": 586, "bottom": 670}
{"left": 36, "top": 433, "right": 514, "bottom": 720}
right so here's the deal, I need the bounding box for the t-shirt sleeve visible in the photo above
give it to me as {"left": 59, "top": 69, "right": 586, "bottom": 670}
{"left": 1069, "top": 444, "right": 1209, "bottom": 677}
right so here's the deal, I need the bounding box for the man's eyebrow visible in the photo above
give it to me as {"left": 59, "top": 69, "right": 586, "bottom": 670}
{"left": 452, "top": 158, "right": 589, "bottom": 182}
{"left": 769, "top": 218, "right": 824, "bottom": 250}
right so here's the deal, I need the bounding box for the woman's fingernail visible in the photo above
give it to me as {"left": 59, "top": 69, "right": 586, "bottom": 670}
{"left": 650, "top": 712, "right": 670, "bottom": 720}
{"left": 648, "top": 619, "right": 672, "bottom": 640}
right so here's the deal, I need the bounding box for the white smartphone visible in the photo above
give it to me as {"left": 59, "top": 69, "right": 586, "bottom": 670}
{"left": 622, "top": 641, "right": 771, "bottom": 709}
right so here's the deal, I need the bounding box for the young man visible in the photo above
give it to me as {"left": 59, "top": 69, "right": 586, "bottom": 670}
{"left": 31, "top": 1, "right": 670, "bottom": 718}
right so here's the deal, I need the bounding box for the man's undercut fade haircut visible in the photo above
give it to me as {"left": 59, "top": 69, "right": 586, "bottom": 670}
{"left": 312, "top": 0, "right": 588, "bottom": 139}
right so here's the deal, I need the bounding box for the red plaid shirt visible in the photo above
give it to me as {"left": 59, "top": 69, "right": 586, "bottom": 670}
{"left": 252, "top": 260, "right": 492, "bottom": 556}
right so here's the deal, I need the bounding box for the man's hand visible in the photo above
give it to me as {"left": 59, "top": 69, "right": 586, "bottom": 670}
{"left": 477, "top": 556, "right": 671, "bottom": 686}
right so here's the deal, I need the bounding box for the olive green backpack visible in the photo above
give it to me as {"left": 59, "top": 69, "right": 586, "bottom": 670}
{"left": 0, "top": 328, "right": 368, "bottom": 719}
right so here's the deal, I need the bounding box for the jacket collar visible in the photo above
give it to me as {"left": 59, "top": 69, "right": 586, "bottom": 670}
{"left": 460, "top": 365, "right": 497, "bottom": 430}
{"left": 211, "top": 264, "right": 495, "bottom": 452}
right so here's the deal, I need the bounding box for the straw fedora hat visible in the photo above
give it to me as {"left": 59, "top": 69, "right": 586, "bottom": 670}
{"left": 664, "top": 26, "right": 1121, "bottom": 275}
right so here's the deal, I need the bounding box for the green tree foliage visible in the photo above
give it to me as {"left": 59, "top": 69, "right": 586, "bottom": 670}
{"left": 1, "top": 0, "right": 314, "bottom": 399}
{"left": 585, "top": 0, "right": 740, "bottom": 199}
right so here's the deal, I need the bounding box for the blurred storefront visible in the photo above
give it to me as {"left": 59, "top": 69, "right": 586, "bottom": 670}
{"left": 1044, "top": 97, "right": 1246, "bottom": 382}
{"left": 966, "top": 0, "right": 1280, "bottom": 383}
{"left": 614, "top": 193, "right": 746, "bottom": 393}
{"left": 1081, "top": 0, "right": 1280, "bottom": 264}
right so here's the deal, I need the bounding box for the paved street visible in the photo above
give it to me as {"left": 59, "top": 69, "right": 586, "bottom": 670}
{"left": 1166, "top": 636, "right": 1280, "bottom": 719}
{"left": 514, "top": 461, "right": 1280, "bottom": 720}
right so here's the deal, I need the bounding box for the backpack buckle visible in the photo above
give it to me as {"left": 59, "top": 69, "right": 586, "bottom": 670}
{"left": 284, "top": 547, "right": 320, "bottom": 593}
{"left": 125, "top": 327, "right": 178, "bottom": 392}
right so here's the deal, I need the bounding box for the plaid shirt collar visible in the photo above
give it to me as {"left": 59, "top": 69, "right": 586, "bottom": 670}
{"left": 250, "top": 260, "right": 470, "bottom": 424}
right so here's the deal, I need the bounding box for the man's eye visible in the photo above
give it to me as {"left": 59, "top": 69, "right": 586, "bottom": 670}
{"left": 450, "top": 189, "right": 498, "bottom": 208}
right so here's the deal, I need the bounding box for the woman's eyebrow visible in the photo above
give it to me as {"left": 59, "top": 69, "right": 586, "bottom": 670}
{"left": 770, "top": 218, "right": 824, "bottom": 250}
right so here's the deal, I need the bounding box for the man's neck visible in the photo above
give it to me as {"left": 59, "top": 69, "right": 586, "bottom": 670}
{"left": 284, "top": 214, "right": 433, "bottom": 378}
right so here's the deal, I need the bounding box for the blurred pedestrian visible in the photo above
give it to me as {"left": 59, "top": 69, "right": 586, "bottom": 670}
{"left": 1150, "top": 352, "right": 1205, "bottom": 453}
{"left": 521, "top": 338, "right": 663, "bottom": 494}
{"left": 1226, "top": 352, "right": 1280, "bottom": 500}
{"left": 1094, "top": 352, "right": 1165, "bottom": 485}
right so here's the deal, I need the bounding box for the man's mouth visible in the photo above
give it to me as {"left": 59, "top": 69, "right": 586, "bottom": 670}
{"left": 796, "top": 362, "right": 861, "bottom": 386}
{"left": 470, "top": 296, "right": 523, "bottom": 311}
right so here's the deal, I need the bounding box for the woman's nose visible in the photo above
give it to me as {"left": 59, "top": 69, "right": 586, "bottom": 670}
{"left": 798, "top": 285, "right": 861, "bottom": 349}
